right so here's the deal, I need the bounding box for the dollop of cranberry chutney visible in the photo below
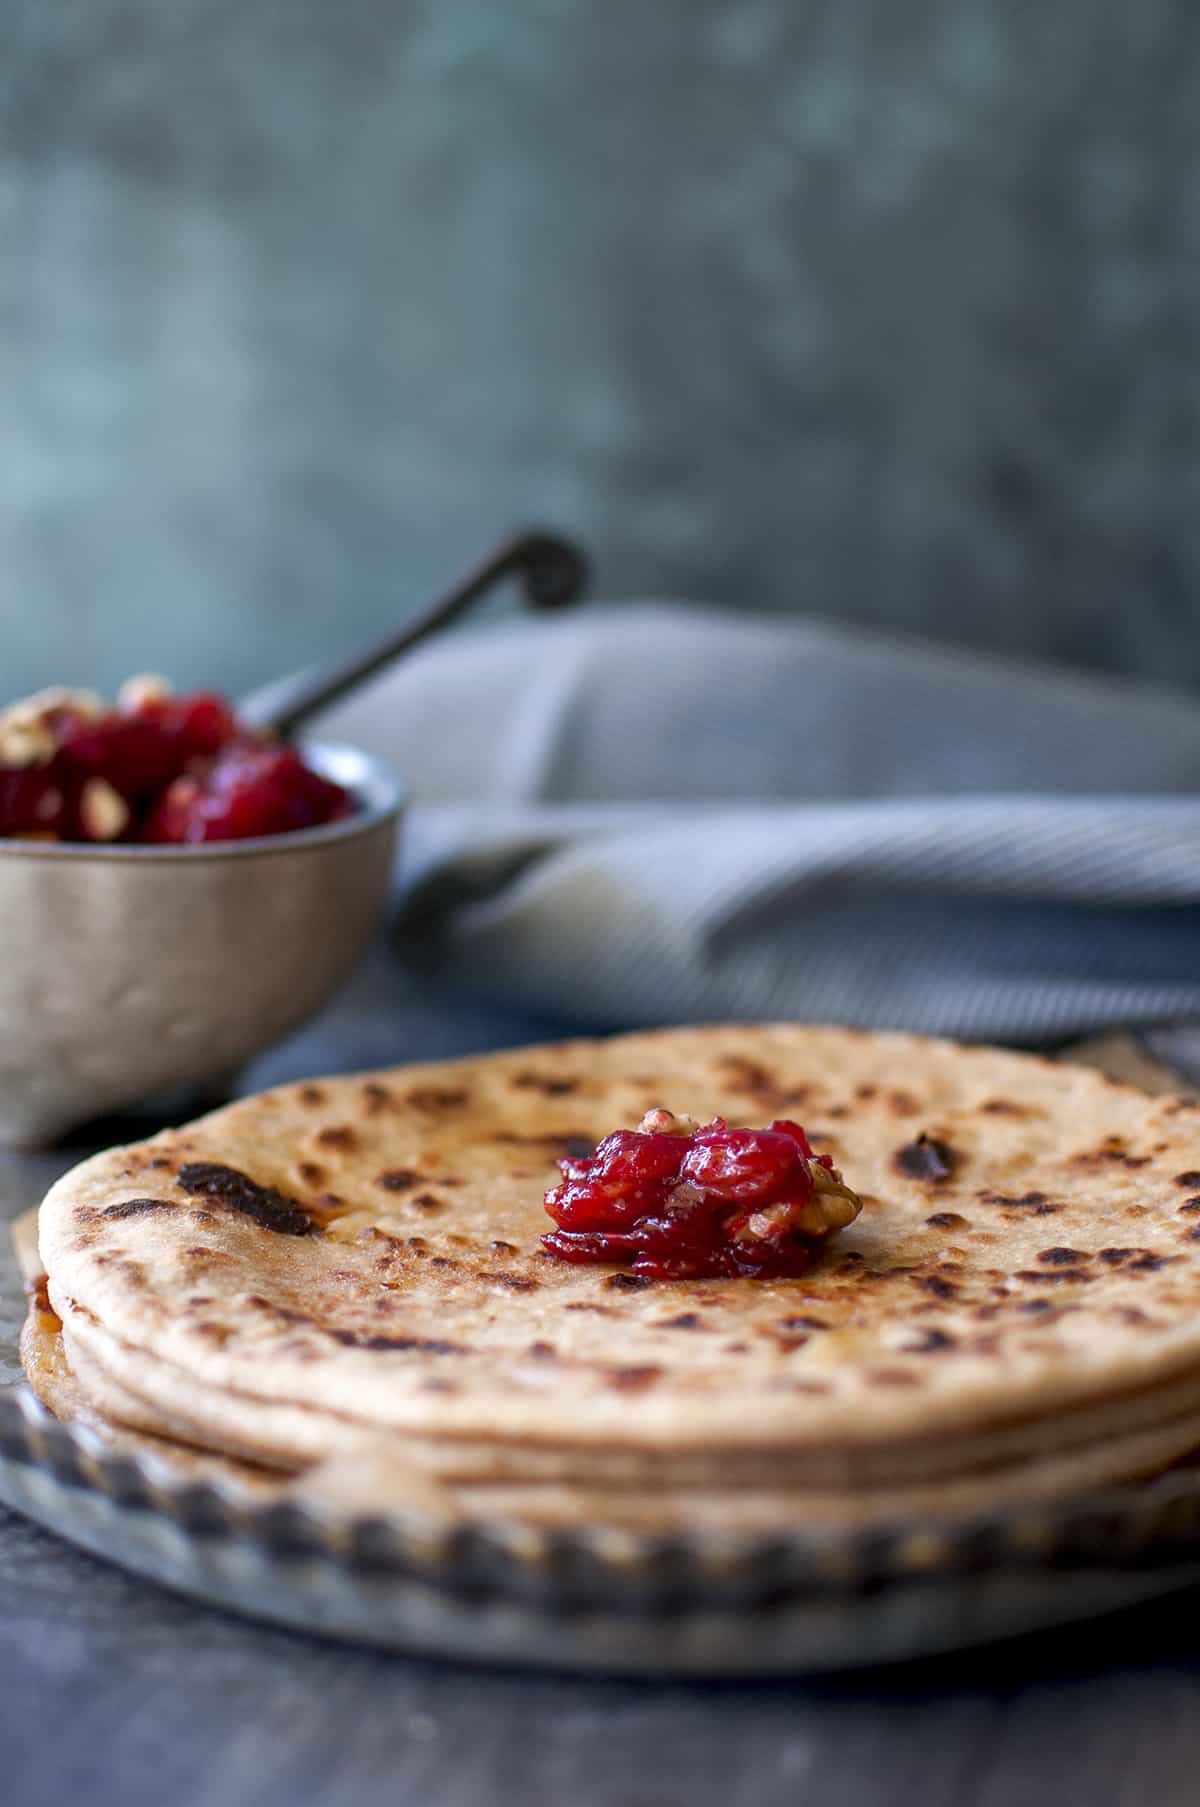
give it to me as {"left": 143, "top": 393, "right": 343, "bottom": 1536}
{"left": 542, "top": 1108, "right": 863, "bottom": 1279}
{"left": 0, "top": 678, "right": 351, "bottom": 845}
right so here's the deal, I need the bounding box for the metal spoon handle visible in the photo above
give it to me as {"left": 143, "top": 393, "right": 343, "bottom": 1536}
{"left": 256, "top": 529, "right": 587, "bottom": 739}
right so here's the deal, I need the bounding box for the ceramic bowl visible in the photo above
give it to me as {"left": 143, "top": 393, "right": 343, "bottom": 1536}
{"left": 0, "top": 744, "right": 403, "bottom": 1148}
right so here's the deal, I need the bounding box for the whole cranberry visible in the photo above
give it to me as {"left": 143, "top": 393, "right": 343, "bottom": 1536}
{"left": 767, "top": 1119, "right": 816, "bottom": 1158}
{"left": 679, "top": 1125, "right": 804, "bottom": 1203}
{"left": 126, "top": 690, "right": 240, "bottom": 760}
{"left": 145, "top": 744, "right": 350, "bottom": 844}
{"left": 56, "top": 712, "right": 179, "bottom": 801}
{"left": 590, "top": 1129, "right": 686, "bottom": 1188}
{"left": 168, "top": 692, "right": 241, "bottom": 758}
{"left": 0, "top": 762, "right": 75, "bottom": 838}
{"left": 544, "top": 1176, "right": 659, "bottom": 1233}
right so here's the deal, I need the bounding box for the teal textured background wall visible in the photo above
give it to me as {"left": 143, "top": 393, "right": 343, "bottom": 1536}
{"left": 3, "top": 1, "right": 1199, "bottom": 695}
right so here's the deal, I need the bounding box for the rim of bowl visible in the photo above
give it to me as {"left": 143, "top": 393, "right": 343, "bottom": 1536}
{"left": 0, "top": 743, "right": 405, "bottom": 862}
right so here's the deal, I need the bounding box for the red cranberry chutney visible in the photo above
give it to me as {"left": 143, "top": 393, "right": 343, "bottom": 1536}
{"left": 0, "top": 679, "right": 350, "bottom": 845}
{"left": 542, "top": 1107, "right": 863, "bottom": 1280}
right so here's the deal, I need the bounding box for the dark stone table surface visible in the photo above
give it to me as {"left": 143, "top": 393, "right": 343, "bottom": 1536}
{"left": 4, "top": 950, "right": 1200, "bottom": 1807}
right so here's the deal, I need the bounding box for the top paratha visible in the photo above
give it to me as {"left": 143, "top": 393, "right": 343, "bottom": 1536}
{"left": 35, "top": 1026, "right": 1200, "bottom": 1478}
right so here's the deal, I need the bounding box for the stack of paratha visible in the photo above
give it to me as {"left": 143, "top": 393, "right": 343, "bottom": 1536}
{"left": 20, "top": 1026, "right": 1200, "bottom": 1531}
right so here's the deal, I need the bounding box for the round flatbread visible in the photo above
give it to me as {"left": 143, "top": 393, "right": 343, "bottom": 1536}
{"left": 31, "top": 1026, "right": 1200, "bottom": 1514}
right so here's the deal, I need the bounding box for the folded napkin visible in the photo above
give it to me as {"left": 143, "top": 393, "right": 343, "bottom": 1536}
{"left": 309, "top": 605, "right": 1200, "bottom": 1051}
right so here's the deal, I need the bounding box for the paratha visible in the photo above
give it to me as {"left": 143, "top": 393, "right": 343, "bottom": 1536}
{"left": 14, "top": 1213, "right": 279, "bottom": 1491}
{"left": 27, "top": 1025, "right": 1200, "bottom": 1526}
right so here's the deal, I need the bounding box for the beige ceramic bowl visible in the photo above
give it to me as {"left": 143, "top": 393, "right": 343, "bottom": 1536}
{"left": 0, "top": 744, "right": 402, "bottom": 1148}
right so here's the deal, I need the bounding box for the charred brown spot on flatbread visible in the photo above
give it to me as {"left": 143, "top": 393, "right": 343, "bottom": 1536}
{"left": 856, "top": 1262, "right": 914, "bottom": 1283}
{"left": 489, "top": 1239, "right": 518, "bottom": 1254}
{"left": 406, "top": 1087, "right": 469, "bottom": 1111}
{"left": 1098, "top": 1243, "right": 1171, "bottom": 1272}
{"left": 411, "top": 1193, "right": 444, "bottom": 1214}
{"left": 1176, "top": 1171, "right": 1200, "bottom": 1188}
{"left": 979, "top": 1189, "right": 1059, "bottom": 1215}
{"left": 193, "top": 1321, "right": 234, "bottom": 1346}
{"left": 511, "top": 1071, "right": 579, "bottom": 1097}
{"left": 492, "top": 1271, "right": 539, "bottom": 1291}
{"left": 494, "top": 1130, "right": 596, "bottom": 1159}
{"left": 715, "top": 1054, "right": 777, "bottom": 1093}
{"left": 315, "top": 1125, "right": 357, "bottom": 1153}
{"left": 926, "top": 1212, "right": 970, "bottom": 1229}
{"left": 605, "top": 1272, "right": 650, "bottom": 1291}
{"left": 311, "top": 1194, "right": 351, "bottom": 1224}
{"left": 779, "top": 1314, "right": 830, "bottom": 1331}
{"left": 328, "top": 1329, "right": 467, "bottom": 1355}
{"left": 1013, "top": 1268, "right": 1094, "bottom": 1285}
{"left": 358, "top": 1223, "right": 403, "bottom": 1247}
{"left": 1037, "top": 1247, "right": 1089, "bottom": 1266}
{"left": 1092, "top": 1250, "right": 1166, "bottom": 1271}
{"left": 176, "top": 1163, "right": 314, "bottom": 1238}
{"left": 361, "top": 1082, "right": 392, "bottom": 1114}
{"left": 867, "top": 1367, "right": 921, "bottom": 1387}
{"left": 713, "top": 1054, "right": 809, "bottom": 1107}
{"left": 1072, "top": 1137, "right": 1152, "bottom": 1169}
{"left": 917, "top": 1273, "right": 958, "bottom": 1300}
{"left": 100, "top": 1198, "right": 176, "bottom": 1221}
{"left": 606, "top": 1364, "right": 662, "bottom": 1392}
{"left": 527, "top": 1340, "right": 557, "bottom": 1359}
{"left": 298, "top": 1085, "right": 325, "bottom": 1106}
{"left": 981, "top": 1097, "right": 1031, "bottom": 1116}
{"left": 656, "top": 1312, "right": 705, "bottom": 1330}
{"left": 296, "top": 1162, "right": 325, "bottom": 1187}
{"left": 903, "top": 1328, "right": 956, "bottom": 1353}
{"left": 375, "top": 1169, "right": 422, "bottom": 1192}
{"left": 242, "top": 1295, "right": 315, "bottom": 1327}
{"left": 894, "top": 1134, "right": 958, "bottom": 1182}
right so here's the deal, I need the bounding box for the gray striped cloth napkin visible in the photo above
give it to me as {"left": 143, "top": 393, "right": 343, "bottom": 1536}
{"left": 309, "top": 605, "right": 1200, "bottom": 1057}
